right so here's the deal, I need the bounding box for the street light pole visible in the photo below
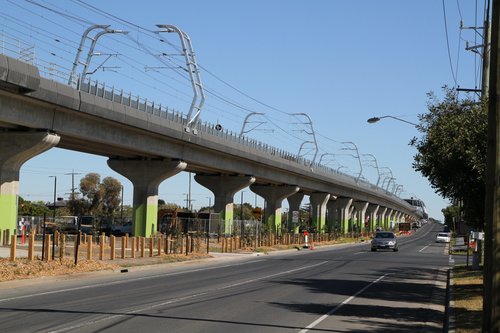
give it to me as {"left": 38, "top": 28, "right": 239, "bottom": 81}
{"left": 367, "top": 115, "right": 418, "bottom": 126}
{"left": 49, "top": 176, "right": 56, "bottom": 260}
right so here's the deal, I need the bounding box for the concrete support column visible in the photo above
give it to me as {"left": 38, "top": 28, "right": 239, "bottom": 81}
{"left": 377, "top": 207, "right": 387, "bottom": 231}
{"left": 384, "top": 209, "right": 391, "bottom": 229}
{"left": 108, "top": 159, "right": 186, "bottom": 237}
{"left": 353, "top": 201, "right": 369, "bottom": 233}
{"left": 387, "top": 209, "right": 396, "bottom": 230}
{"left": 326, "top": 199, "right": 339, "bottom": 232}
{"left": 366, "top": 204, "right": 379, "bottom": 233}
{"left": 310, "top": 192, "right": 330, "bottom": 234}
{"left": 0, "top": 132, "right": 60, "bottom": 242}
{"left": 336, "top": 197, "right": 353, "bottom": 235}
{"left": 286, "top": 192, "right": 304, "bottom": 233}
{"left": 195, "top": 174, "right": 255, "bottom": 234}
{"left": 394, "top": 211, "right": 402, "bottom": 229}
{"left": 250, "top": 184, "right": 299, "bottom": 234}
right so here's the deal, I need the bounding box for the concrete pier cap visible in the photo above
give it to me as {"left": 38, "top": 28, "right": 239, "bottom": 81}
{"left": 194, "top": 174, "right": 255, "bottom": 233}
{"left": 250, "top": 184, "right": 299, "bottom": 233}
{"left": 0, "top": 131, "right": 60, "bottom": 242}
{"left": 107, "top": 158, "right": 187, "bottom": 236}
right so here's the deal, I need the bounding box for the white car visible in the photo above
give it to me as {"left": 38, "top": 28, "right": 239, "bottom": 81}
{"left": 436, "top": 232, "right": 451, "bottom": 243}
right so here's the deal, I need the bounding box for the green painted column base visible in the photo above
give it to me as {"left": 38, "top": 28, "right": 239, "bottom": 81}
{"left": 0, "top": 194, "right": 17, "bottom": 242}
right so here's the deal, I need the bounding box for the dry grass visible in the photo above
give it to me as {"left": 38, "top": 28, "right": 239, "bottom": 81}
{"left": 452, "top": 265, "right": 483, "bottom": 332}
{"left": 0, "top": 253, "right": 212, "bottom": 282}
{"left": 0, "top": 258, "right": 120, "bottom": 282}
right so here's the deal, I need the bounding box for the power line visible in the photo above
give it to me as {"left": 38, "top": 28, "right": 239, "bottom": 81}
{"left": 442, "top": 0, "right": 459, "bottom": 86}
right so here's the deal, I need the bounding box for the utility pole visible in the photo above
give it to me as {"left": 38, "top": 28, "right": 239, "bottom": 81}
{"left": 65, "top": 170, "right": 82, "bottom": 216}
{"left": 484, "top": 0, "right": 499, "bottom": 331}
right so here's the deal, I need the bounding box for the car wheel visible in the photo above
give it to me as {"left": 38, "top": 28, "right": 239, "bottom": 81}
{"left": 371, "top": 248, "right": 376, "bottom": 252}
{"left": 393, "top": 248, "right": 399, "bottom": 252}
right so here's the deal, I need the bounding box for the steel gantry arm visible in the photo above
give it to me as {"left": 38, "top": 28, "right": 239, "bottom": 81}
{"left": 157, "top": 24, "right": 206, "bottom": 134}
{"left": 68, "top": 25, "right": 110, "bottom": 86}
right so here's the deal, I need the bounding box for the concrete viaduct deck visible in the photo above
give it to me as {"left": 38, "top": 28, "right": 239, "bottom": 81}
{"left": 0, "top": 54, "right": 420, "bottom": 238}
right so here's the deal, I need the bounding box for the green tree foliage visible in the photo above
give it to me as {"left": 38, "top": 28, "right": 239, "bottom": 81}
{"left": 411, "top": 87, "right": 487, "bottom": 229}
{"left": 78, "top": 173, "right": 122, "bottom": 224}
{"left": 18, "top": 197, "right": 50, "bottom": 216}
{"left": 79, "top": 173, "right": 102, "bottom": 215}
{"left": 100, "top": 177, "right": 122, "bottom": 220}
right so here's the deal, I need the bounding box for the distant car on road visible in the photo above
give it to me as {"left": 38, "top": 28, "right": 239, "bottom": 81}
{"left": 436, "top": 232, "right": 451, "bottom": 243}
{"left": 371, "top": 231, "right": 398, "bottom": 252}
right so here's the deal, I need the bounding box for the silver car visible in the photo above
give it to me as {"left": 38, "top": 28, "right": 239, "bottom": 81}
{"left": 371, "top": 231, "right": 399, "bottom": 252}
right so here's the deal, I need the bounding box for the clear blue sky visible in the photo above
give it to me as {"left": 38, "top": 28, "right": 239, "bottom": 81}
{"left": 1, "top": 0, "right": 486, "bottom": 220}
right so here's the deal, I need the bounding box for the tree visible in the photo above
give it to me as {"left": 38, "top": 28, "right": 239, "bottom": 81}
{"left": 78, "top": 173, "right": 122, "bottom": 226}
{"left": 411, "top": 87, "right": 487, "bottom": 229}
{"left": 18, "top": 197, "right": 50, "bottom": 216}
{"left": 100, "top": 177, "right": 122, "bottom": 221}
{"left": 79, "top": 173, "right": 102, "bottom": 216}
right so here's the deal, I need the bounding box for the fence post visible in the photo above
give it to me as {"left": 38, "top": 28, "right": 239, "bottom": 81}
{"left": 9, "top": 234, "right": 16, "bottom": 261}
{"left": 149, "top": 237, "right": 153, "bottom": 257}
{"left": 141, "top": 237, "right": 145, "bottom": 257}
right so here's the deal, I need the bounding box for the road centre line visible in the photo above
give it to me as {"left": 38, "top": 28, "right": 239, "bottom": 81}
{"left": 419, "top": 244, "right": 430, "bottom": 252}
{"left": 47, "top": 260, "right": 329, "bottom": 333}
{"left": 298, "top": 274, "right": 387, "bottom": 333}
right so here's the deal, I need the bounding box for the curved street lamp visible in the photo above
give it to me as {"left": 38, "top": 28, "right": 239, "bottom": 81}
{"left": 367, "top": 115, "right": 418, "bottom": 126}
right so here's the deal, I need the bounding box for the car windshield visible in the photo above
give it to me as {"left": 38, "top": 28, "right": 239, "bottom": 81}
{"left": 375, "top": 232, "right": 394, "bottom": 239}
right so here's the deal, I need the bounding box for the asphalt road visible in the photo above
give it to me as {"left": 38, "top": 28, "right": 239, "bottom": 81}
{"left": 0, "top": 222, "right": 457, "bottom": 333}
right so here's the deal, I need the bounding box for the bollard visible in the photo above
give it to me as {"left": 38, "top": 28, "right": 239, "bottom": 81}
{"left": 87, "top": 235, "right": 92, "bottom": 260}
{"left": 165, "top": 235, "right": 170, "bottom": 254}
{"left": 121, "top": 236, "right": 126, "bottom": 259}
{"left": 131, "top": 237, "right": 135, "bottom": 258}
{"left": 60, "top": 233, "right": 66, "bottom": 261}
{"left": 110, "top": 235, "right": 116, "bottom": 260}
{"left": 28, "top": 233, "right": 35, "bottom": 261}
{"left": 157, "top": 235, "right": 162, "bottom": 256}
{"left": 44, "top": 234, "right": 51, "bottom": 261}
{"left": 99, "top": 234, "right": 104, "bottom": 260}
{"left": 10, "top": 234, "right": 16, "bottom": 261}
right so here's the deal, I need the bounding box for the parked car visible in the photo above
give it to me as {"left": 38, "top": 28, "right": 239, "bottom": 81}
{"left": 436, "top": 232, "right": 451, "bottom": 243}
{"left": 371, "top": 231, "right": 398, "bottom": 252}
{"left": 111, "top": 222, "right": 133, "bottom": 236}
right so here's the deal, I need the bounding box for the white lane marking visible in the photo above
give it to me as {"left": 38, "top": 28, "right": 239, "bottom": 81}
{"left": 0, "top": 260, "right": 261, "bottom": 303}
{"left": 354, "top": 252, "right": 364, "bottom": 255}
{"left": 299, "top": 274, "right": 386, "bottom": 333}
{"left": 419, "top": 244, "right": 430, "bottom": 252}
{"left": 47, "top": 261, "right": 330, "bottom": 333}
